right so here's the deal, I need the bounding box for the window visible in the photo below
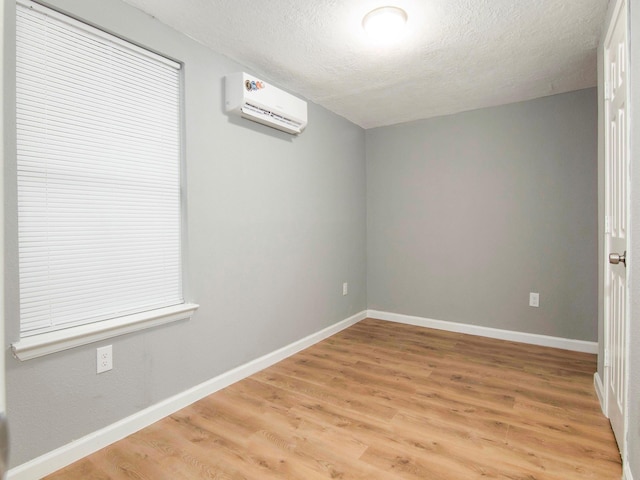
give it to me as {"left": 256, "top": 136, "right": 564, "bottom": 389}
{"left": 13, "top": 0, "right": 197, "bottom": 360}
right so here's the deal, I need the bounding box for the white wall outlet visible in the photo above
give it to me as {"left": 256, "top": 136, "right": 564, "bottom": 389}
{"left": 97, "top": 345, "right": 113, "bottom": 374}
{"left": 529, "top": 292, "right": 540, "bottom": 308}
{"left": 342, "top": 282, "right": 348, "bottom": 296}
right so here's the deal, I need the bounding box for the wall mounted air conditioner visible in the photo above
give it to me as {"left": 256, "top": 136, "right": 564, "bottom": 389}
{"left": 225, "top": 72, "right": 308, "bottom": 135}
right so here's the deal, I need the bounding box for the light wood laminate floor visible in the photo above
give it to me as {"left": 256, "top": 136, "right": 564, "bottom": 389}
{"left": 46, "top": 318, "right": 621, "bottom": 479}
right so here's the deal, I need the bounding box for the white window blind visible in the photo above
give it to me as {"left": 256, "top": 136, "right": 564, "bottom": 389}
{"left": 16, "top": 0, "right": 184, "bottom": 337}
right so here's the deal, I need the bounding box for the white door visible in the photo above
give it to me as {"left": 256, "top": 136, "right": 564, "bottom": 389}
{"left": 604, "top": 0, "right": 628, "bottom": 453}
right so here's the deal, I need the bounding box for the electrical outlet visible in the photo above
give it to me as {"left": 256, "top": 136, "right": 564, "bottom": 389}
{"left": 529, "top": 292, "right": 539, "bottom": 308}
{"left": 342, "top": 282, "right": 348, "bottom": 296}
{"left": 97, "top": 345, "right": 113, "bottom": 374}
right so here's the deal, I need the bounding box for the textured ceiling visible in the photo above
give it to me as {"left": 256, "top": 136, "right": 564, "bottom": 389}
{"left": 121, "top": 0, "right": 608, "bottom": 129}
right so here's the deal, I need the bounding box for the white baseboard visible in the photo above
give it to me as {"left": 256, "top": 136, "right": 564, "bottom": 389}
{"left": 594, "top": 372, "right": 607, "bottom": 416}
{"left": 7, "top": 310, "right": 367, "bottom": 480}
{"left": 624, "top": 463, "right": 635, "bottom": 480}
{"left": 367, "top": 310, "right": 598, "bottom": 354}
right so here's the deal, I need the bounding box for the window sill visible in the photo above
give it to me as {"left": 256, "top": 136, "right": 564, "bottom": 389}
{"left": 11, "top": 303, "right": 199, "bottom": 361}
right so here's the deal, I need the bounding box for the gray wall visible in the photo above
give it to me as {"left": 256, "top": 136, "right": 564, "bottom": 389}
{"left": 626, "top": 0, "right": 639, "bottom": 476}
{"left": 3, "top": 0, "right": 367, "bottom": 467}
{"left": 366, "top": 89, "right": 598, "bottom": 341}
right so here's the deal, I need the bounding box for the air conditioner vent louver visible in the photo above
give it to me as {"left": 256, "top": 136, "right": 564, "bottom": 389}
{"left": 225, "top": 72, "right": 308, "bottom": 135}
{"left": 243, "top": 103, "right": 304, "bottom": 129}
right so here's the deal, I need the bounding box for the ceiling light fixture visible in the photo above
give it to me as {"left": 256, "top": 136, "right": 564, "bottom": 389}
{"left": 362, "top": 6, "right": 408, "bottom": 44}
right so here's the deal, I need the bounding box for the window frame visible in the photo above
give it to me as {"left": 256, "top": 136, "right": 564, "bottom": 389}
{"left": 11, "top": 0, "right": 198, "bottom": 360}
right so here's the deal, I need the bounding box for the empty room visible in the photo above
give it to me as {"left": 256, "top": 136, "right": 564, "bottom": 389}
{"left": 1, "top": 0, "right": 639, "bottom": 479}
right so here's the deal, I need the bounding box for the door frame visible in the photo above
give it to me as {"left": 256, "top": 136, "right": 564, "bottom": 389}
{"left": 602, "top": 0, "right": 630, "bottom": 461}
{"left": 0, "top": 0, "right": 6, "bottom": 477}
{"left": 0, "top": 0, "right": 6, "bottom": 417}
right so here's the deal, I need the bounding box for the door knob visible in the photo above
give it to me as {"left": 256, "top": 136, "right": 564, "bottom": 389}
{"left": 609, "top": 251, "right": 627, "bottom": 267}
